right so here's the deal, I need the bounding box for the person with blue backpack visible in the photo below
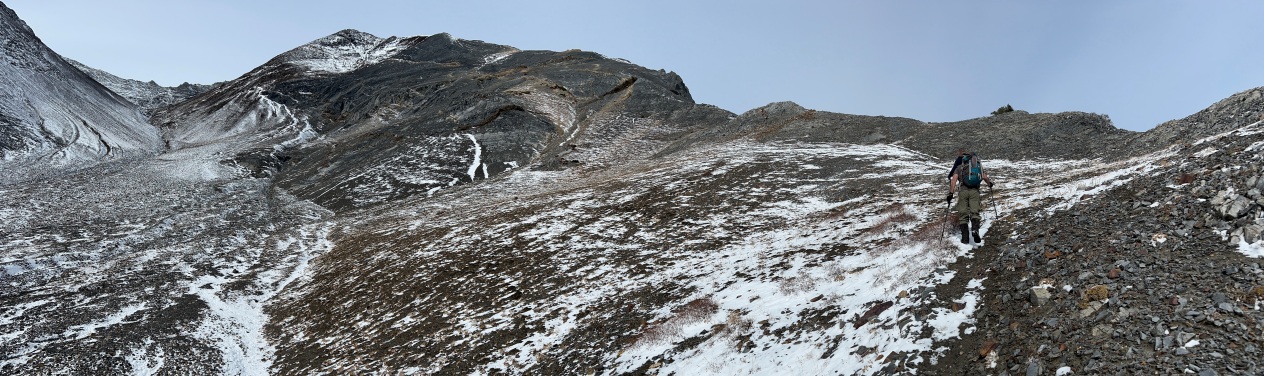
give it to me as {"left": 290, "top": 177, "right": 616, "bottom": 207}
{"left": 946, "top": 151, "right": 995, "bottom": 244}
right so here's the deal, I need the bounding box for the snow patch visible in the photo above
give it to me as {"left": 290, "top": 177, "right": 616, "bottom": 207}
{"left": 64, "top": 303, "right": 147, "bottom": 340}
{"left": 466, "top": 134, "right": 482, "bottom": 181}
{"left": 188, "top": 223, "right": 334, "bottom": 375}
{"left": 1240, "top": 239, "right": 1264, "bottom": 258}
{"left": 285, "top": 32, "right": 412, "bottom": 75}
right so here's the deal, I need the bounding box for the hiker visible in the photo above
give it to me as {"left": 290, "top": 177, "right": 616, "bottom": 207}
{"left": 946, "top": 148, "right": 965, "bottom": 181}
{"left": 946, "top": 152, "right": 994, "bottom": 244}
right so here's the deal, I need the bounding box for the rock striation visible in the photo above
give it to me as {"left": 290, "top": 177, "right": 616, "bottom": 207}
{"left": 0, "top": 2, "right": 160, "bottom": 174}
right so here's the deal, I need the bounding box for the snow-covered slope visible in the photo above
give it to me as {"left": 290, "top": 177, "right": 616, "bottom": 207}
{"left": 0, "top": 3, "right": 159, "bottom": 174}
{"left": 150, "top": 30, "right": 436, "bottom": 152}
{"left": 268, "top": 29, "right": 415, "bottom": 75}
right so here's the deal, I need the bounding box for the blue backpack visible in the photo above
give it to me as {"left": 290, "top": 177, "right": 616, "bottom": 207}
{"left": 960, "top": 153, "right": 984, "bottom": 188}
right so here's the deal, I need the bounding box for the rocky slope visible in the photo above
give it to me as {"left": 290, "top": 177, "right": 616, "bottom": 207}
{"left": 3, "top": 2, "right": 1264, "bottom": 375}
{"left": 0, "top": 2, "right": 159, "bottom": 174}
{"left": 66, "top": 58, "right": 213, "bottom": 115}
{"left": 924, "top": 120, "right": 1264, "bottom": 375}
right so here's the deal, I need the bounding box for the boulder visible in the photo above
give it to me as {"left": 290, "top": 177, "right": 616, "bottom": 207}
{"left": 1216, "top": 194, "right": 1255, "bottom": 220}
{"left": 1231, "top": 225, "right": 1264, "bottom": 244}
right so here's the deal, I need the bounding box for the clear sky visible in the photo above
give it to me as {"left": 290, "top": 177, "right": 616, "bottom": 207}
{"left": 6, "top": 1, "right": 1264, "bottom": 131}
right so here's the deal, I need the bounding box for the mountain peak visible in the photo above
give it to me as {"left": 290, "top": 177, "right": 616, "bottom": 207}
{"left": 312, "top": 29, "right": 384, "bottom": 47}
{"left": 269, "top": 29, "right": 421, "bottom": 75}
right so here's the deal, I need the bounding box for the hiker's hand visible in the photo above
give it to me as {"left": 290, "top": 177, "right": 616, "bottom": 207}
{"left": 946, "top": 193, "right": 953, "bottom": 204}
{"left": 988, "top": 181, "right": 995, "bottom": 188}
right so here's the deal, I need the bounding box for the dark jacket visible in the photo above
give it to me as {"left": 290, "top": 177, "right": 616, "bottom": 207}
{"left": 947, "top": 156, "right": 963, "bottom": 180}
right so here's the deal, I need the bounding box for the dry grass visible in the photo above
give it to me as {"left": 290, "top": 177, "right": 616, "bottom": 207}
{"left": 778, "top": 271, "right": 820, "bottom": 295}
{"left": 627, "top": 297, "right": 720, "bottom": 349}
{"left": 863, "top": 203, "right": 919, "bottom": 237}
{"left": 905, "top": 213, "right": 954, "bottom": 245}
{"left": 824, "top": 263, "right": 850, "bottom": 282}
{"left": 675, "top": 297, "right": 720, "bottom": 323}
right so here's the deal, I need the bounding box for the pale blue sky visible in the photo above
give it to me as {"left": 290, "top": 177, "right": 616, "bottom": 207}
{"left": 7, "top": 1, "right": 1264, "bottom": 131}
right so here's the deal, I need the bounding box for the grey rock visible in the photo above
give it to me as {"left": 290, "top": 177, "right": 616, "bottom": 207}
{"left": 1212, "top": 190, "right": 1231, "bottom": 206}
{"left": 1031, "top": 287, "right": 1052, "bottom": 306}
{"left": 1177, "top": 331, "right": 1197, "bottom": 345}
{"left": 1233, "top": 225, "right": 1264, "bottom": 244}
{"left": 1219, "top": 194, "right": 1256, "bottom": 220}
{"left": 1026, "top": 361, "right": 1040, "bottom": 376}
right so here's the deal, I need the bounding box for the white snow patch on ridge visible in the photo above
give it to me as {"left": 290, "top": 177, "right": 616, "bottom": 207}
{"left": 282, "top": 31, "right": 413, "bottom": 75}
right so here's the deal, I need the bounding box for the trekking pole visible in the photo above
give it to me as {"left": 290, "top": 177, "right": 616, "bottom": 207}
{"left": 988, "top": 185, "right": 1000, "bottom": 219}
{"left": 940, "top": 197, "right": 951, "bottom": 247}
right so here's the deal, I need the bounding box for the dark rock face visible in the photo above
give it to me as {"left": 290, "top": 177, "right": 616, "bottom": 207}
{"left": 155, "top": 30, "right": 727, "bottom": 212}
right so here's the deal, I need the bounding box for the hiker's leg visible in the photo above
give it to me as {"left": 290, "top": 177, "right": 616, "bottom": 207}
{"left": 967, "top": 189, "right": 983, "bottom": 222}
{"left": 970, "top": 218, "right": 982, "bottom": 243}
{"left": 954, "top": 192, "right": 970, "bottom": 224}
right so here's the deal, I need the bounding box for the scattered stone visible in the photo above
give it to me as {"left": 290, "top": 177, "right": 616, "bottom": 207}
{"left": 1091, "top": 324, "right": 1112, "bottom": 337}
{"left": 979, "top": 340, "right": 999, "bottom": 357}
{"left": 1079, "top": 301, "right": 1105, "bottom": 319}
{"left": 1031, "top": 287, "right": 1053, "bottom": 306}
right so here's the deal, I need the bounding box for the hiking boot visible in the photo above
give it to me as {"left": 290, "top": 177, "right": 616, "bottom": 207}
{"left": 959, "top": 224, "right": 970, "bottom": 244}
{"left": 970, "top": 218, "right": 982, "bottom": 243}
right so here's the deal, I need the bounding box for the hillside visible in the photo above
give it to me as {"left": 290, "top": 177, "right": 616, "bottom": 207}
{"left": 2, "top": 3, "right": 1264, "bottom": 375}
{"left": 0, "top": 3, "right": 160, "bottom": 175}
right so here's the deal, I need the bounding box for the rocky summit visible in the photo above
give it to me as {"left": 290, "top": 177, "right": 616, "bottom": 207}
{"left": 2, "top": 2, "right": 1264, "bottom": 375}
